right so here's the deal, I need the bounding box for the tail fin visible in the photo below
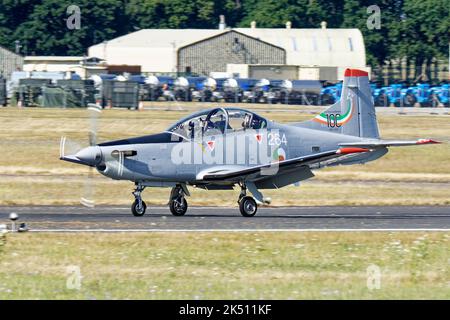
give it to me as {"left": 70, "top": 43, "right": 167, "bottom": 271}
{"left": 299, "top": 68, "right": 379, "bottom": 139}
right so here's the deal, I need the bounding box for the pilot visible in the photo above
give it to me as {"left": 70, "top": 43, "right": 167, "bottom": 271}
{"left": 188, "top": 120, "right": 195, "bottom": 139}
{"left": 243, "top": 113, "right": 252, "bottom": 129}
{"left": 200, "top": 117, "right": 207, "bottom": 133}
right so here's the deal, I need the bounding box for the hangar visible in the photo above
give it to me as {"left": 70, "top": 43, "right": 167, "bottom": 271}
{"left": 88, "top": 29, "right": 286, "bottom": 75}
{"left": 88, "top": 24, "right": 367, "bottom": 77}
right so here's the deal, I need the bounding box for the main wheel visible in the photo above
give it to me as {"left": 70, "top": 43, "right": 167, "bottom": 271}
{"left": 403, "top": 93, "right": 417, "bottom": 107}
{"left": 239, "top": 196, "right": 257, "bottom": 217}
{"left": 131, "top": 200, "right": 147, "bottom": 217}
{"left": 170, "top": 197, "right": 188, "bottom": 216}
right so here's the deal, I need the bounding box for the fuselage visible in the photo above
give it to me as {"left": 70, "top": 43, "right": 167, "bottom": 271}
{"left": 94, "top": 120, "right": 386, "bottom": 187}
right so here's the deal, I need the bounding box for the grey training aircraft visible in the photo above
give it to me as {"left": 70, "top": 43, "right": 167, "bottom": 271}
{"left": 60, "top": 69, "right": 440, "bottom": 217}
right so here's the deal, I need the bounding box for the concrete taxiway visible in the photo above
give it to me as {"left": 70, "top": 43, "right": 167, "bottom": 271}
{"left": 0, "top": 206, "right": 449, "bottom": 231}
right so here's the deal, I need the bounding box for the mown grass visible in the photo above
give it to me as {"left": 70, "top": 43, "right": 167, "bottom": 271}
{"left": 0, "top": 232, "right": 448, "bottom": 299}
{"left": 0, "top": 106, "right": 449, "bottom": 206}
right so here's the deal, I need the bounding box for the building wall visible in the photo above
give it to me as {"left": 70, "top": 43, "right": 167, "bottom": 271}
{"left": 178, "top": 31, "right": 286, "bottom": 76}
{"left": 0, "top": 46, "right": 24, "bottom": 80}
{"left": 23, "top": 61, "right": 80, "bottom": 72}
{"left": 249, "top": 65, "right": 298, "bottom": 80}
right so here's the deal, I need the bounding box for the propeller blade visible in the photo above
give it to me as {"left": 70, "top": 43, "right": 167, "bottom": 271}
{"left": 87, "top": 104, "right": 102, "bottom": 146}
{"left": 60, "top": 135, "right": 82, "bottom": 158}
{"left": 80, "top": 166, "right": 95, "bottom": 208}
{"left": 59, "top": 136, "right": 66, "bottom": 158}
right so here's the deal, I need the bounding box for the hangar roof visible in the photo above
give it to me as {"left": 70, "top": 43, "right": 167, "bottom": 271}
{"left": 88, "top": 28, "right": 366, "bottom": 73}
{"left": 97, "top": 29, "right": 224, "bottom": 48}
{"left": 235, "top": 28, "right": 366, "bottom": 67}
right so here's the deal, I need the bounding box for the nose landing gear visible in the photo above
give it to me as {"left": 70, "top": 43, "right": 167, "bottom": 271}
{"left": 131, "top": 184, "right": 147, "bottom": 216}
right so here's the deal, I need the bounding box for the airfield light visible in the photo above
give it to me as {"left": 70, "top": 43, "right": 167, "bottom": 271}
{"left": 9, "top": 212, "right": 18, "bottom": 232}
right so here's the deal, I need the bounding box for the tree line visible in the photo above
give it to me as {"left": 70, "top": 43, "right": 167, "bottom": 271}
{"left": 0, "top": 0, "right": 448, "bottom": 79}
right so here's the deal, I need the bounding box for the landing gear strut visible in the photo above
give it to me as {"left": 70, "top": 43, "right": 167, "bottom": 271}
{"left": 131, "top": 184, "right": 147, "bottom": 217}
{"left": 169, "top": 185, "right": 188, "bottom": 216}
{"left": 238, "top": 183, "right": 258, "bottom": 217}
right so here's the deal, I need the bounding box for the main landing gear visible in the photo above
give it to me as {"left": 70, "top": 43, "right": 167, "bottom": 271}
{"left": 130, "top": 182, "right": 260, "bottom": 218}
{"left": 238, "top": 183, "right": 258, "bottom": 217}
{"left": 169, "top": 185, "right": 188, "bottom": 216}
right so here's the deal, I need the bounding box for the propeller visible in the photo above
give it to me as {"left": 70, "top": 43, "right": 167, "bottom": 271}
{"left": 60, "top": 104, "right": 131, "bottom": 207}
{"left": 59, "top": 104, "right": 102, "bottom": 208}
{"left": 81, "top": 105, "right": 102, "bottom": 207}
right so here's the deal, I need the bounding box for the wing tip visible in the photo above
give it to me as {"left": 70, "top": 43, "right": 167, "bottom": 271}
{"left": 416, "top": 139, "right": 441, "bottom": 145}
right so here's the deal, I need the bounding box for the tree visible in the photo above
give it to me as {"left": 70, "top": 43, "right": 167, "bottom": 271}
{"left": 10, "top": 0, "right": 129, "bottom": 55}
{"left": 238, "top": 0, "right": 343, "bottom": 29}
{"left": 0, "top": 0, "right": 43, "bottom": 51}
{"left": 341, "top": 0, "right": 403, "bottom": 69}
{"left": 391, "top": 0, "right": 450, "bottom": 80}
{"left": 126, "top": 0, "right": 243, "bottom": 29}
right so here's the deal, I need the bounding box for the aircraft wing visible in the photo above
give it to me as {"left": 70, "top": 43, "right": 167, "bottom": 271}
{"left": 200, "top": 147, "right": 369, "bottom": 182}
{"left": 339, "top": 139, "right": 440, "bottom": 148}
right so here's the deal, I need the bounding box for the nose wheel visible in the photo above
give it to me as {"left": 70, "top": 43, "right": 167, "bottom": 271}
{"left": 131, "top": 199, "right": 147, "bottom": 217}
{"left": 131, "top": 184, "right": 146, "bottom": 216}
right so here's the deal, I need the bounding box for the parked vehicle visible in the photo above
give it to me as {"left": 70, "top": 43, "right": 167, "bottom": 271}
{"left": 145, "top": 76, "right": 175, "bottom": 101}
{"left": 373, "top": 84, "right": 403, "bottom": 107}
{"left": 429, "top": 84, "right": 449, "bottom": 107}
{"left": 320, "top": 83, "right": 342, "bottom": 105}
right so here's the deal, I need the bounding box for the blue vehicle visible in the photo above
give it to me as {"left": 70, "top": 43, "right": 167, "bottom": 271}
{"left": 373, "top": 84, "right": 403, "bottom": 107}
{"left": 320, "top": 82, "right": 342, "bottom": 105}
{"left": 402, "top": 83, "right": 431, "bottom": 107}
{"left": 246, "top": 78, "right": 271, "bottom": 103}
{"left": 128, "top": 75, "right": 147, "bottom": 84}
{"left": 189, "top": 77, "right": 217, "bottom": 102}
{"left": 430, "top": 84, "right": 449, "bottom": 107}
{"left": 143, "top": 75, "right": 175, "bottom": 101}
{"left": 222, "top": 78, "right": 259, "bottom": 103}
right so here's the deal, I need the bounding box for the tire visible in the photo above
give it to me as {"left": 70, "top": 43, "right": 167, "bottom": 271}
{"left": 239, "top": 196, "right": 257, "bottom": 217}
{"left": 131, "top": 200, "right": 147, "bottom": 217}
{"left": 403, "top": 94, "right": 417, "bottom": 107}
{"left": 375, "top": 94, "right": 388, "bottom": 107}
{"left": 170, "top": 197, "right": 188, "bottom": 216}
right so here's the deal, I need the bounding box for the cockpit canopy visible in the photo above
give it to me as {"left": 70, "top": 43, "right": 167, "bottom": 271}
{"left": 167, "top": 107, "right": 268, "bottom": 140}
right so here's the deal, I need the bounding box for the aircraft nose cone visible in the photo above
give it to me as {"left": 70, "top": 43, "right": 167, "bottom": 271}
{"left": 75, "top": 146, "right": 101, "bottom": 166}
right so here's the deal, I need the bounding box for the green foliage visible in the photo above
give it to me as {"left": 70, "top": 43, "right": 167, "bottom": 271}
{"left": 0, "top": 0, "right": 448, "bottom": 69}
{"left": 391, "top": 0, "right": 449, "bottom": 62}
{"left": 239, "top": 0, "right": 343, "bottom": 28}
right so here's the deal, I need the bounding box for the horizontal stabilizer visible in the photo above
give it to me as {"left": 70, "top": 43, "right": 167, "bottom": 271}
{"left": 339, "top": 139, "right": 441, "bottom": 148}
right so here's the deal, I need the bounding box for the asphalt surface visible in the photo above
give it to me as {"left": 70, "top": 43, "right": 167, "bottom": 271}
{"left": 1, "top": 206, "right": 450, "bottom": 231}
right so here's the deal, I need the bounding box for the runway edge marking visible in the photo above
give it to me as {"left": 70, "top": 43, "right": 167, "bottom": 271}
{"left": 25, "top": 228, "right": 450, "bottom": 233}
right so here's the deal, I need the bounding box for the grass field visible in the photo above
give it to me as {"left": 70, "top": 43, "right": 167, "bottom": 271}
{"left": 0, "top": 105, "right": 449, "bottom": 206}
{"left": 0, "top": 232, "right": 448, "bottom": 299}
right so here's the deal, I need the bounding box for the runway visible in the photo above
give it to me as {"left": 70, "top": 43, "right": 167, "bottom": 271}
{"left": 1, "top": 206, "right": 450, "bottom": 231}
